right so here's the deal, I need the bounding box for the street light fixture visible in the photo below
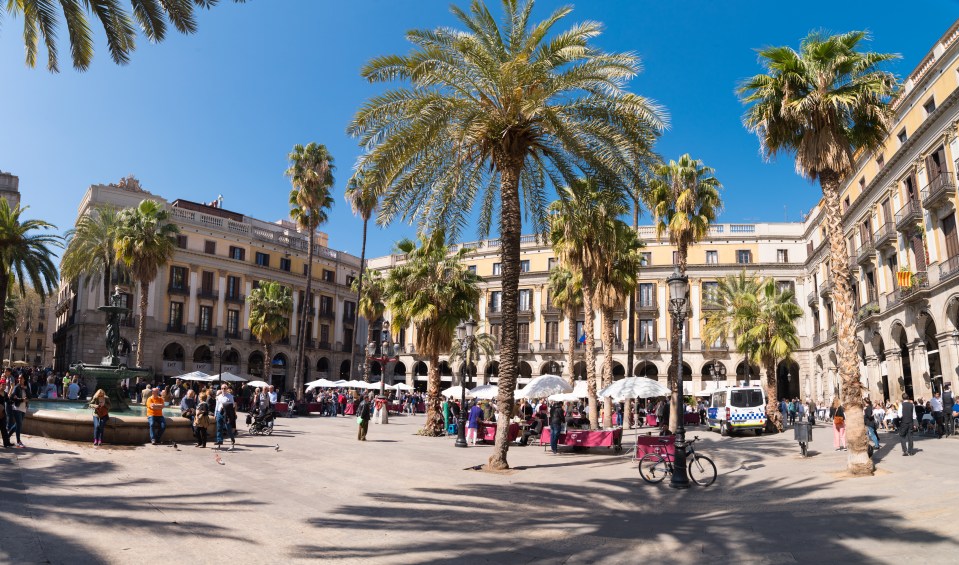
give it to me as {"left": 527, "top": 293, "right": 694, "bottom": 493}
{"left": 666, "top": 268, "right": 691, "bottom": 490}
{"left": 455, "top": 317, "right": 477, "bottom": 448}
{"left": 366, "top": 317, "right": 400, "bottom": 423}
{"left": 209, "top": 338, "right": 233, "bottom": 378}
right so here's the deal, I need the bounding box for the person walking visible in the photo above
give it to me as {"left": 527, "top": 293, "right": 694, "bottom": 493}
{"left": 549, "top": 401, "right": 566, "bottom": 455}
{"left": 465, "top": 400, "right": 483, "bottom": 445}
{"left": 829, "top": 397, "right": 845, "bottom": 451}
{"left": 8, "top": 375, "right": 29, "bottom": 448}
{"left": 863, "top": 399, "right": 879, "bottom": 452}
{"left": 89, "top": 389, "right": 111, "bottom": 446}
{"left": 944, "top": 383, "right": 955, "bottom": 437}
{"left": 194, "top": 393, "right": 211, "bottom": 447}
{"left": 145, "top": 387, "right": 166, "bottom": 445}
{"left": 357, "top": 393, "right": 371, "bottom": 441}
{"left": 898, "top": 394, "right": 917, "bottom": 456}
{"left": 0, "top": 385, "right": 13, "bottom": 448}
{"left": 214, "top": 385, "right": 236, "bottom": 448}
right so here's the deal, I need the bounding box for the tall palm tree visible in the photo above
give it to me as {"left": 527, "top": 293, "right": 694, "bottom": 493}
{"left": 351, "top": 268, "right": 386, "bottom": 381}
{"left": 4, "top": 0, "right": 245, "bottom": 72}
{"left": 114, "top": 199, "right": 179, "bottom": 367}
{"left": 61, "top": 205, "right": 124, "bottom": 306}
{"left": 348, "top": 0, "right": 666, "bottom": 470}
{"left": 546, "top": 265, "right": 581, "bottom": 386}
{"left": 346, "top": 168, "right": 380, "bottom": 376}
{"left": 287, "top": 142, "right": 336, "bottom": 400}
{"left": 0, "top": 199, "right": 59, "bottom": 357}
{"left": 594, "top": 220, "right": 642, "bottom": 424}
{"left": 550, "top": 178, "right": 627, "bottom": 429}
{"left": 739, "top": 31, "right": 898, "bottom": 475}
{"left": 383, "top": 231, "right": 481, "bottom": 437}
{"left": 247, "top": 281, "right": 293, "bottom": 387}
{"left": 647, "top": 154, "right": 722, "bottom": 432}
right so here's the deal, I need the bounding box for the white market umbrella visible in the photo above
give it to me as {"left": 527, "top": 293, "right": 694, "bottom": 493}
{"left": 213, "top": 372, "right": 247, "bottom": 382}
{"left": 178, "top": 371, "right": 212, "bottom": 382}
{"left": 516, "top": 375, "right": 572, "bottom": 399}
{"left": 331, "top": 380, "right": 350, "bottom": 387}
{"left": 393, "top": 383, "right": 414, "bottom": 391}
{"left": 598, "top": 377, "right": 670, "bottom": 400}
{"left": 468, "top": 385, "right": 498, "bottom": 400}
{"left": 548, "top": 381, "right": 589, "bottom": 402}
{"left": 441, "top": 385, "right": 473, "bottom": 399}
{"left": 247, "top": 380, "right": 270, "bottom": 388}
{"left": 305, "top": 378, "right": 336, "bottom": 389}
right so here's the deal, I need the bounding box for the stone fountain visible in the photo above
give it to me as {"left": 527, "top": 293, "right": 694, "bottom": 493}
{"left": 70, "top": 286, "right": 153, "bottom": 409}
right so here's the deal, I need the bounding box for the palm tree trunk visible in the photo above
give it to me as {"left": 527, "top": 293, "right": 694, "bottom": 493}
{"left": 294, "top": 231, "right": 315, "bottom": 401}
{"left": 264, "top": 342, "right": 273, "bottom": 385}
{"left": 136, "top": 281, "right": 148, "bottom": 367}
{"left": 422, "top": 352, "right": 444, "bottom": 436}
{"left": 764, "top": 359, "right": 782, "bottom": 432}
{"left": 488, "top": 157, "right": 522, "bottom": 471}
{"left": 821, "top": 170, "right": 871, "bottom": 475}
{"left": 582, "top": 275, "right": 599, "bottom": 430}
{"left": 565, "top": 307, "right": 576, "bottom": 386}
{"left": 353, "top": 217, "right": 369, "bottom": 381}
{"left": 601, "top": 307, "right": 615, "bottom": 427}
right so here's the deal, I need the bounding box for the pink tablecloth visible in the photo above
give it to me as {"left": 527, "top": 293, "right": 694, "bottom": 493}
{"left": 540, "top": 428, "right": 623, "bottom": 449}
{"left": 635, "top": 434, "right": 676, "bottom": 458}
{"left": 645, "top": 414, "right": 658, "bottom": 427}
{"left": 479, "top": 422, "right": 519, "bottom": 442}
{"left": 684, "top": 413, "right": 700, "bottom": 425}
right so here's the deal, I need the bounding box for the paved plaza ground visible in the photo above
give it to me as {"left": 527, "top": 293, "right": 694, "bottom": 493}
{"left": 1, "top": 412, "right": 957, "bottom": 564}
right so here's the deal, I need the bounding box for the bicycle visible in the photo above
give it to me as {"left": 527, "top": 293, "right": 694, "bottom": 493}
{"left": 638, "top": 436, "right": 717, "bottom": 487}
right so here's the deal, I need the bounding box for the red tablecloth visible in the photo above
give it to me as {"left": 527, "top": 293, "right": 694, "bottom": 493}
{"left": 344, "top": 403, "right": 356, "bottom": 416}
{"left": 540, "top": 428, "right": 623, "bottom": 448}
{"left": 645, "top": 414, "right": 658, "bottom": 427}
{"left": 635, "top": 434, "right": 676, "bottom": 458}
{"left": 307, "top": 402, "right": 322, "bottom": 413}
{"left": 274, "top": 402, "right": 288, "bottom": 414}
{"left": 479, "top": 422, "right": 519, "bottom": 443}
{"left": 684, "top": 413, "right": 700, "bottom": 425}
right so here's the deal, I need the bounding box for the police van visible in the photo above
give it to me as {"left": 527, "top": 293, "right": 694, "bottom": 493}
{"left": 705, "top": 385, "right": 767, "bottom": 436}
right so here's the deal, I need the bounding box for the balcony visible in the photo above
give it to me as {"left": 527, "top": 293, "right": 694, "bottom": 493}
{"left": 225, "top": 330, "right": 240, "bottom": 339}
{"left": 167, "top": 285, "right": 190, "bottom": 296}
{"left": 900, "top": 271, "right": 930, "bottom": 304}
{"left": 195, "top": 327, "right": 218, "bottom": 337}
{"left": 318, "top": 341, "right": 332, "bottom": 350}
{"left": 167, "top": 323, "right": 186, "bottom": 333}
{"left": 701, "top": 296, "right": 721, "bottom": 312}
{"left": 636, "top": 297, "right": 658, "bottom": 314}
{"left": 298, "top": 305, "right": 316, "bottom": 316}
{"left": 938, "top": 255, "right": 959, "bottom": 283}
{"left": 341, "top": 342, "right": 353, "bottom": 353}
{"left": 856, "top": 241, "right": 875, "bottom": 266}
{"left": 197, "top": 288, "right": 219, "bottom": 300}
{"left": 848, "top": 255, "right": 860, "bottom": 272}
{"left": 920, "top": 171, "right": 956, "bottom": 210}
{"left": 894, "top": 199, "right": 922, "bottom": 232}
{"left": 703, "top": 342, "right": 729, "bottom": 353}
{"left": 277, "top": 337, "right": 290, "bottom": 345}
{"left": 635, "top": 340, "right": 660, "bottom": 352}
{"left": 874, "top": 222, "right": 897, "bottom": 250}
{"left": 807, "top": 290, "right": 818, "bottom": 307}
{"left": 307, "top": 339, "right": 317, "bottom": 349}
{"left": 856, "top": 301, "right": 880, "bottom": 325}
{"left": 812, "top": 333, "right": 822, "bottom": 347}
{"left": 120, "top": 315, "right": 137, "bottom": 328}
{"left": 545, "top": 301, "right": 560, "bottom": 314}
{"left": 319, "top": 309, "right": 335, "bottom": 321}
{"left": 225, "top": 293, "right": 246, "bottom": 304}
{"left": 818, "top": 276, "right": 833, "bottom": 298}
{"left": 342, "top": 311, "right": 356, "bottom": 324}
{"left": 539, "top": 342, "right": 562, "bottom": 353}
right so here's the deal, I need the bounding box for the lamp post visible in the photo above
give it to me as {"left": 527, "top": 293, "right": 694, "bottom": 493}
{"left": 366, "top": 318, "right": 400, "bottom": 424}
{"left": 455, "top": 318, "right": 477, "bottom": 448}
{"left": 666, "top": 268, "right": 691, "bottom": 489}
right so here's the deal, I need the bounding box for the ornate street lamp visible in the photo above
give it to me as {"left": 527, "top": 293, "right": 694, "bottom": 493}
{"left": 209, "top": 338, "right": 233, "bottom": 378}
{"left": 367, "top": 318, "right": 400, "bottom": 424}
{"left": 666, "top": 268, "right": 691, "bottom": 489}
{"left": 454, "top": 317, "right": 477, "bottom": 448}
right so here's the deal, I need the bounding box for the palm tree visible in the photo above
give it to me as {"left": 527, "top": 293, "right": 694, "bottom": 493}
{"left": 382, "top": 231, "right": 481, "bottom": 437}
{"left": 287, "top": 142, "right": 336, "bottom": 400}
{"left": 114, "top": 199, "right": 179, "bottom": 367}
{"left": 61, "top": 205, "right": 124, "bottom": 306}
{"left": 739, "top": 31, "right": 898, "bottom": 475}
{"left": 546, "top": 265, "right": 581, "bottom": 386}
{"left": 247, "top": 281, "right": 294, "bottom": 386}
{"left": 0, "top": 199, "right": 59, "bottom": 357}
{"left": 346, "top": 168, "right": 380, "bottom": 376}
{"left": 5, "top": 0, "right": 244, "bottom": 72}
{"left": 594, "top": 220, "right": 642, "bottom": 424}
{"left": 448, "top": 332, "right": 498, "bottom": 390}
{"left": 647, "top": 154, "right": 722, "bottom": 432}
{"left": 351, "top": 268, "right": 386, "bottom": 381}
{"left": 348, "top": 0, "right": 666, "bottom": 470}
{"left": 550, "top": 178, "right": 627, "bottom": 429}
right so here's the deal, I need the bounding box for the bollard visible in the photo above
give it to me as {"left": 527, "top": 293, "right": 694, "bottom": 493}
{"left": 794, "top": 420, "right": 813, "bottom": 457}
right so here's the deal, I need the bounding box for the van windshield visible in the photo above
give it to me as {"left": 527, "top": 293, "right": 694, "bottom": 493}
{"left": 730, "top": 390, "right": 764, "bottom": 408}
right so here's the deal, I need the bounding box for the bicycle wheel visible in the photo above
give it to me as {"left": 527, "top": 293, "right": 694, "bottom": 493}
{"left": 687, "top": 454, "right": 717, "bottom": 487}
{"left": 638, "top": 454, "right": 669, "bottom": 484}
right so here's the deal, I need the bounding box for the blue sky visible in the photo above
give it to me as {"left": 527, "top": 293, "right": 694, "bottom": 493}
{"left": 1, "top": 0, "right": 955, "bottom": 259}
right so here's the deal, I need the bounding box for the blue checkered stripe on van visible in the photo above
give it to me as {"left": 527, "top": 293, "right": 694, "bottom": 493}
{"left": 730, "top": 411, "right": 765, "bottom": 426}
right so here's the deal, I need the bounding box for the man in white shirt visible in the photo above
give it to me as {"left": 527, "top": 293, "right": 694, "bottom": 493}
{"left": 214, "top": 385, "right": 236, "bottom": 447}
{"left": 268, "top": 386, "right": 278, "bottom": 404}
{"left": 930, "top": 391, "right": 944, "bottom": 438}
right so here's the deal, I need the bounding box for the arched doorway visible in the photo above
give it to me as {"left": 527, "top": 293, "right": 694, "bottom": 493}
{"left": 248, "top": 351, "right": 264, "bottom": 377}
{"left": 369, "top": 360, "right": 383, "bottom": 378}
{"left": 873, "top": 335, "right": 889, "bottom": 401}
{"left": 735, "top": 360, "right": 759, "bottom": 383}
{"left": 484, "top": 361, "right": 499, "bottom": 384}
{"left": 272, "top": 353, "right": 289, "bottom": 391}
{"left": 162, "top": 343, "right": 185, "bottom": 375}
{"left": 700, "top": 361, "right": 727, "bottom": 389}
{"left": 634, "top": 360, "right": 658, "bottom": 379}
{"left": 456, "top": 362, "right": 477, "bottom": 386}
{"left": 612, "top": 362, "right": 626, "bottom": 380}
{"left": 438, "top": 360, "right": 453, "bottom": 382}
{"left": 339, "top": 359, "right": 351, "bottom": 380}
{"left": 572, "top": 361, "right": 586, "bottom": 380}
{"left": 776, "top": 360, "right": 801, "bottom": 400}
{"left": 316, "top": 357, "right": 330, "bottom": 375}
{"left": 892, "top": 323, "right": 912, "bottom": 398}
{"left": 666, "top": 362, "right": 693, "bottom": 393}
{"left": 518, "top": 361, "right": 532, "bottom": 379}
{"left": 393, "top": 361, "right": 407, "bottom": 382}
{"left": 922, "top": 316, "right": 941, "bottom": 392}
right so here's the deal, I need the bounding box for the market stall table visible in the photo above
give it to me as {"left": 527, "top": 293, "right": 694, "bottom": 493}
{"left": 540, "top": 427, "right": 623, "bottom": 452}
{"left": 479, "top": 421, "right": 520, "bottom": 443}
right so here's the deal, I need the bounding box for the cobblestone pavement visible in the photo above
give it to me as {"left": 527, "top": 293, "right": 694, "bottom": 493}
{"left": 1, "top": 414, "right": 956, "bottom": 564}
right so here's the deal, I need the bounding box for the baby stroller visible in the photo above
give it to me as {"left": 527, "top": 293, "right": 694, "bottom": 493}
{"left": 247, "top": 409, "right": 275, "bottom": 435}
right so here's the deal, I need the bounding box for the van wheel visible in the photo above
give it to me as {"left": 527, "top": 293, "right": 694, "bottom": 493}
{"left": 754, "top": 429, "right": 763, "bottom": 436}
{"left": 720, "top": 422, "right": 729, "bottom": 437}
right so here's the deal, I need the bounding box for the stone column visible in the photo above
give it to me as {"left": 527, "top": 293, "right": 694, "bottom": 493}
{"left": 885, "top": 348, "right": 905, "bottom": 400}
{"left": 864, "top": 355, "right": 881, "bottom": 401}
{"left": 909, "top": 341, "right": 933, "bottom": 400}
{"left": 937, "top": 334, "right": 959, "bottom": 391}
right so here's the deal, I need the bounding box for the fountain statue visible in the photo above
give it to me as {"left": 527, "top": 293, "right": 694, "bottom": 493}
{"left": 70, "top": 286, "right": 153, "bottom": 409}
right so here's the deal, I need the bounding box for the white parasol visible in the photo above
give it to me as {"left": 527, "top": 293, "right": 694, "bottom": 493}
{"left": 516, "top": 375, "right": 572, "bottom": 399}
{"left": 392, "top": 383, "right": 414, "bottom": 391}
{"left": 178, "top": 371, "right": 212, "bottom": 382}
{"left": 247, "top": 380, "right": 270, "bottom": 388}
{"left": 305, "top": 378, "right": 337, "bottom": 389}
{"left": 213, "top": 372, "right": 247, "bottom": 382}
{"left": 468, "top": 384, "right": 498, "bottom": 400}
{"left": 441, "top": 385, "right": 473, "bottom": 399}
{"left": 548, "top": 381, "right": 589, "bottom": 402}
{"left": 597, "top": 377, "right": 670, "bottom": 400}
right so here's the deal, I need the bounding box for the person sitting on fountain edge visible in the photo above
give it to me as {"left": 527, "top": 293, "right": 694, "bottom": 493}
{"left": 146, "top": 388, "right": 166, "bottom": 445}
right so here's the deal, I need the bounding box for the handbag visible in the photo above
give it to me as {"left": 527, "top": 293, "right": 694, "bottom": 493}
{"left": 95, "top": 404, "right": 109, "bottom": 418}
{"left": 833, "top": 415, "right": 844, "bottom": 426}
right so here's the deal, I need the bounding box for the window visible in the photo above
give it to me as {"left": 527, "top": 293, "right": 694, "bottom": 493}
{"left": 322, "top": 269, "right": 335, "bottom": 283}
{"left": 702, "top": 281, "right": 719, "bottom": 304}
{"left": 492, "top": 263, "right": 502, "bottom": 276}
{"left": 705, "top": 250, "right": 718, "bottom": 265}
{"left": 859, "top": 177, "right": 865, "bottom": 191}
{"left": 548, "top": 258, "right": 557, "bottom": 271}
{"left": 575, "top": 321, "right": 585, "bottom": 342}
{"left": 731, "top": 389, "right": 764, "bottom": 408}
{"left": 489, "top": 291, "right": 502, "bottom": 313}
{"left": 199, "top": 305, "right": 213, "bottom": 332}
{"left": 37, "top": 322, "right": 44, "bottom": 332}
{"left": 201, "top": 271, "right": 215, "bottom": 295}
{"left": 489, "top": 323, "right": 502, "bottom": 344}
{"left": 176, "top": 235, "right": 187, "bottom": 249}
{"left": 638, "top": 319, "right": 655, "bottom": 346}
{"left": 923, "top": 97, "right": 936, "bottom": 116}
{"left": 876, "top": 153, "right": 885, "bottom": 168}
{"left": 897, "top": 128, "right": 907, "bottom": 145}
{"left": 204, "top": 240, "right": 216, "bottom": 254}
{"left": 518, "top": 289, "right": 532, "bottom": 311}
{"left": 344, "top": 301, "right": 356, "bottom": 321}
{"left": 776, "top": 281, "right": 795, "bottom": 297}
{"left": 320, "top": 295, "right": 334, "bottom": 315}
{"left": 226, "top": 276, "right": 240, "bottom": 299}
{"left": 279, "top": 257, "right": 291, "bottom": 272}
{"left": 169, "top": 266, "right": 187, "bottom": 290}
{"left": 255, "top": 252, "right": 270, "bottom": 267}
{"left": 226, "top": 310, "right": 239, "bottom": 337}
{"left": 320, "top": 324, "right": 330, "bottom": 344}
{"left": 36, "top": 339, "right": 42, "bottom": 351}
{"left": 545, "top": 321, "right": 559, "bottom": 346}
{"left": 467, "top": 265, "right": 477, "bottom": 275}
{"left": 640, "top": 252, "right": 651, "bottom": 266}
{"left": 169, "top": 302, "right": 184, "bottom": 329}
{"left": 736, "top": 250, "right": 752, "bottom": 264}
{"left": 777, "top": 249, "right": 789, "bottom": 263}
{"left": 346, "top": 275, "right": 356, "bottom": 287}
{"left": 672, "top": 251, "right": 679, "bottom": 265}
{"left": 843, "top": 196, "right": 850, "bottom": 212}
{"left": 519, "top": 260, "right": 530, "bottom": 273}
{"left": 229, "top": 246, "right": 245, "bottom": 261}
{"left": 517, "top": 323, "right": 529, "bottom": 348}
{"left": 638, "top": 283, "right": 655, "bottom": 308}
